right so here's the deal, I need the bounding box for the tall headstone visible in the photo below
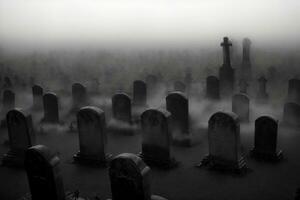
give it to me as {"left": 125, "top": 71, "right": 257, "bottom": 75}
{"left": 32, "top": 85, "right": 43, "bottom": 110}
{"left": 199, "top": 112, "right": 246, "bottom": 172}
{"left": 140, "top": 109, "right": 177, "bottom": 168}
{"left": 232, "top": 93, "right": 250, "bottom": 122}
{"left": 2, "top": 89, "right": 15, "bottom": 114}
{"left": 133, "top": 80, "right": 147, "bottom": 106}
{"left": 74, "top": 106, "right": 112, "bottom": 165}
{"left": 283, "top": 102, "right": 300, "bottom": 127}
{"left": 25, "top": 145, "right": 65, "bottom": 200}
{"left": 251, "top": 116, "right": 282, "bottom": 161}
{"left": 173, "top": 81, "right": 186, "bottom": 93}
{"left": 42, "top": 93, "right": 59, "bottom": 124}
{"left": 112, "top": 93, "right": 132, "bottom": 124}
{"left": 219, "top": 37, "right": 235, "bottom": 97}
{"left": 72, "top": 83, "right": 88, "bottom": 110}
{"left": 287, "top": 78, "right": 300, "bottom": 104}
{"left": 109, "top": 153, "right": 168, "bottom": 200}
{"left": 2, "top": 109, "right": 35, "bottom": 167}
{"left": 206, "top": 76, "right": 220, "bottom": 100}
{"left": 256, "top": 76, "right": 269, "bottom": 103}
{"left": 240, "top": 38, "right": 252, "bottom": 81}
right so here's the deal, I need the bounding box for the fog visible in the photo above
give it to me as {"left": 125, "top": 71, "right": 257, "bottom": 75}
{"left": 0, "top": 0, "right": 300, "bottom": 50}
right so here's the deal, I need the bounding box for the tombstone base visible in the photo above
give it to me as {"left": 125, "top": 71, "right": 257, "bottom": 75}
{"left": 139, "top": 152, "right": 178, "bottom": 169}
{"left": 73, "top": 152, "right": 112, "bottom": 166}
{"left": 250, "top": 148, "right": 283, "bottom": 161}
{"left": 2, "top": 149, "right": 26, "bottom": 167}
{"left": 197, "top": 154, "right": 247, "bottom": 173}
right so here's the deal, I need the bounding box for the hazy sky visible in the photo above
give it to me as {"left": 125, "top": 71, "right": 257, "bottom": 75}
{"left": 0, "top": 0, "right": 300, "bottom": 50}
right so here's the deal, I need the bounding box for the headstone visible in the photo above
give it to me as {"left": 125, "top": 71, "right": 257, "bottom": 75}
{"left": 166, "top": 92, "right": 190, "bottom": 145}
{"left": 199, "top": 111, "right": 246, "bottom": 172}
{"left": 239, "top": 79, "right": 248, "bottom": 94}
{"left": 240, "top": 38, "right": 252, "bottom": 81}
{"left": 2, "top": 89, "right": 15, "bottom": 114}
{"left": 173, "top": 81, "right": 186, "bottom": 93}
{"left": 251, "top": 116, "right": 283, "bottom": 161}
{"left": 256, "top": 76, "right": 269, "bottom": 103}
{"left": 219, "top": 37, "right": 235, "bottom": 97}
{"left": 109, "top": 153, "right": 167, "bottom": 200}
{"left": 287, "top": 78, "right": 300, "bottom": 104}
{"left": 2, "top": 109, "right": 35, "bottom": 167}
{"left": 42, "top": 93, "right": 59, "bottom": 124}
{"left": 25, "top": 145, "right": 65, "bottom": 200}
{"left": 206, "top": 76, "right": 220, "bottom": 100}
{"left": 232, "top": 93, "right": 250, "bottom": 122}
{"left": 74, "top": 106, "right": 112, "bottom": 165}
{"left": 133, "top": 80, "right": 147, "bottom": 106}
{"left": 140, "top": 109, "right": 177, "bottom": 168}
{"left": 72, "top": 83, "right": 88, "bottom": 110}
{"left": 283, "top": 102, "right": 300, "bottom": 127}
{"left": 32, "top": 85, "right": 43, "bottom": 110}
{"left": 112, "top": 93, "right": 132, "bottom": 124}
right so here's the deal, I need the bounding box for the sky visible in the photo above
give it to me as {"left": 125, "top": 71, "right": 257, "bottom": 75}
{"left": 0, "top": 0, "right": 300, "bottom": 50}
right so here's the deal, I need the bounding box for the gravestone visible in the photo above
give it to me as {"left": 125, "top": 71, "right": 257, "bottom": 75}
{"left": 166, "top": 92, "right": 190, "bottom": 146}
{"left": 74, "top": 106, "right": 112, "bottom": 165}
{"left": 25, "top": 145, "right": 65, "bottom": 200}
{"left": 108, "top": 153, "right": 167, "bottom": 200}
{"left": 283, "top": 102, "right": 300, "bottom": 127}
{"left": 206, "top": 76, "right": 220, "bottom": 100}
{"left": 199, "top": 111, "right": 246, "bottom": 172}
{"left": 133, "top": 80, "right": 147, "bottom": 106}
{"left": 112, "top": 93, "right": 132, "bottom": 124}
{"left": 42, "top": 93, "right": 59, "bottom": 124}
{"left": 240, "top": 38, "right": 252, "bottom": 81}
{"left": 2, "top": 109, "right": 35, "bottom": 167}
{"left": 287, "top": 78, "right": 300, "bottom": 104}
{"left": 219, "top": 37, "right": 235, "bottom": 97}
{"left": 140, "top": 109, "right": 177, "bottom": 168}
{"left": 2, "top": 89, "right": 15, "bottom": 114}
{"left": 72, "top": 83, "right": 88, "bottom": 110}
{"left": 32, "top": 85, "right": 43, "bottom": 110}
{"left": 173, "top": 81, "right": 186, "bottom": 93}
{"left": 256, "top": 76, "right": 269, "bottom": 103}
{"left": 250, "top": 116, "right": 282, "bottom": 161}
{"left": 239, "top": 79, "right": 248, "bottom": 94}
{"left": 232, "top": 93, "right": 250, "bottom": 122}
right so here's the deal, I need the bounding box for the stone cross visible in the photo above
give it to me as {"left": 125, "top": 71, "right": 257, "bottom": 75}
{"left": 221, "top": 37, "right": 232, "bottom": 67}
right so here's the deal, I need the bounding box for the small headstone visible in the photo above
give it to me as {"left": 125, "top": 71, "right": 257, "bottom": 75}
{"left": 133, "top": 80, "right": 147, "bottom": 106}
{"left": 72, "top": 83, "right": 88, "bottom": 110}
{"left": 140, "top": 109, "right": 177, "bottom": 168}
{"left": 283, "top": 102, "right": 300, "bottom": 127}
{"left": 2, "top": 89, "right": 15, "bottom": 114}
{"left": 74, "top": 106, "right": 112, "bottom": 165}
{"left": 109, "top": 153, "right": 168, "bottom": 200}
{"left": 232, "top": 93, "right": 250, "bottom": 122}
{"left": 2, "top": 109, "right": 35, "bottom": 167}
{"left": 42, "top": 93, "right": 59, "bottom": 124}
{"left": 256, "top": 76, "right": 269, "bottom": 103}
{"left": 112, "top": 93, "right": 132, "bottom": 124}
{"left": 287, "top": 78, "right": 300, "bottom": 104}
{"left": 173, "top": 81, "right": 186, "bottom": 93}
{"left": 199, "top": 111, "right": 247, "bottom": 172}
{"left": 206, "top": 76, "right": 220, "bottom": 100}
{"left": 32, "top": 85, "right": 43, "bottom": 110}
{"left": 250, "top": 116, "right": 283, "bottom": 161}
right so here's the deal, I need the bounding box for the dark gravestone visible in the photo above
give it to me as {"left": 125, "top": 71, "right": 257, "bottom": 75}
{"left": 2, "top": 109, "right": 35, "bottom": 167}
{"left": 256, "top": 76, "right": 269, "bottom": 103}
{"left": 133, "top": 80, "right": 147, "bottom": 106}
{"left": 166, "top": 92, "right": 190, "bottom": 145}
{"left": 109, "top": 153, "right": 167, "bottom": 200}
{"left": 42, "top": 93, "right": 59, "bottom": 124}
{"left": 287, "top": 79, "right": 300, "bottom": 104}
{"left": 173, "top": 81, "right": 186, "bottom": 93}
{"left": 2, "top": 89, "right": 15, "bottom": 114}
{"left": 199, "top": 112, "right": 247, "bottom": 172}
{"left": 283, "top": 102, "right": 300, "bottom": 127}
{"left": 72, "top": 83, "right": 88, "bottom": 110}
{"left": 251, "top": 116, "right": 283, "bottom": 161}
{"left": 74, "top": 106, "right": 112, "bottom": 165}
{"left": 140, "top": 109, "right": 177, "bottom": 168}
{"left": 32, "top": 85, "right": 43, "bottom": 110}
{"left": 219, "top": 37, "right": 235, "bottom": 97}
{"left": 232, "top": 93, "right": 250, "bottom": 122}
{"left": 25, "top": 145, "right": 65, "bottom": 200}
{"left": 206, "top": 76, "right": 220, "bottom": 100}
{"left": 240, "top": 38, "right": 252, "bottom": 81}
{"left": 112, "top": 93, "right": 132, "bottom": 124}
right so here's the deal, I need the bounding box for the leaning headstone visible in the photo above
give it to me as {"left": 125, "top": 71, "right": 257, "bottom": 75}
{"left": 140, "top": 109, "right": 177, "bottom": 168}
{"left": 72, "top": 83, "right": 88, "bottom": 111}
{"left": 2, "top": 89, "right": 15, "bottom": 114}
{"left": 166, "top": 92, "right": 190, "bottom": 146}
{"left": 32, "top": 85, "right": 43, "bottom": 110}
{"left": 287, "top": 78, "right": 300, "bottom": 104}
{"left": 133, "top": 80, "right": 147, "bottom": 107}
{"left": 2, "top": 109, "right": 35, "bottom": 167}
{"left": 42, "top": 93, "right": 59, "bottom": 124}
{"left": 198, "top": 111, "right": 247, "bottom": 172}
{"left": 173, "top": 81, "right": 186, "bottom": 93}
{"left": 112, "top": 93, "right": 132, "bottom": 124}
{"left": 108, "top": 153, "right": 168, "bottom": 200}
{"left": 282, "top": 102, "right": 300, "bottom": 127}
{"left": 250, "top": 116, "right": 283, "bottom": 161}
{"left": 74, "top": 106, "right": 112, "bottom": 165}
{"left": 206, "top": 76, "right": 220, "bottom": 100}
{"left": 256, "top": 76, "right": 269, "bottom": 103}
{"left": 232, "top": 93, "right": 250, "bottom": 122}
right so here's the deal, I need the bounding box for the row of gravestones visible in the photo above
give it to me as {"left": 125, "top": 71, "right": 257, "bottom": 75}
{"left": 2, "top": 107, "right": 283, "bottom": 171}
